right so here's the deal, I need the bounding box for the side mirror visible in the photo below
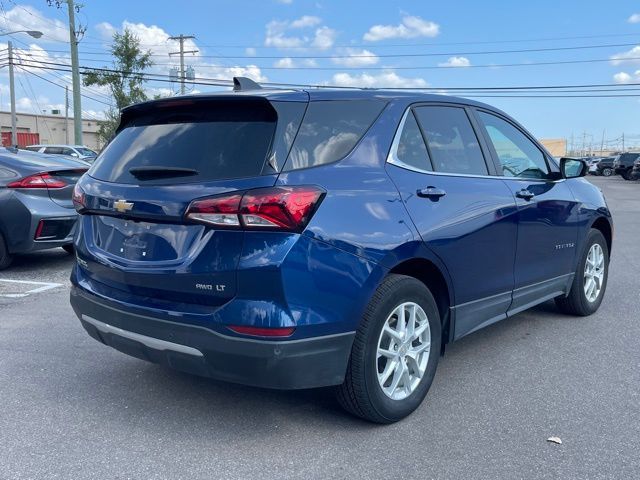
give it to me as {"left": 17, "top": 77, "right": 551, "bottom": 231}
{"left": 560, "top": 158, "right": 588, "bottom": 179}
{"left": 70, "top": 152, "right": 79, "bottom": 157}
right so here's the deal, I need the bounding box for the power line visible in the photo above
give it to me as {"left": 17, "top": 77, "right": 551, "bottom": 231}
{"left": 15, "top": 54, "right": 640, "bottom": 73}
{"left": 9, "top": 61, "right": 640, "bottom": 97}
{"left": 148, "top": 41, "right": 640, "bottom": 60}
{"left": 17, "top": 65, "right": 113, "bottom": 106}
{"left": 74, "top": 31, "right": 640, "bottom": 50}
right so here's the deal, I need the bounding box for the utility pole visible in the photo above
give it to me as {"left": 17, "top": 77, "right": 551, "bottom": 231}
{"left": 622, "top": 133, "right": 625, "bottom": 152}
{"left": 48, "top": 0, "right": 85, "bottom": 145}
{"left": 600, "top": 129, "right": 605, "bottom": 156}
{"left": 168, "top": 35, "right": 197, "bottom": 94}
{"left": 8, "top": 41, "right": 17, "bottom": 147}
{"left": 67, "top": 0, "right": 82, "bottom": 145}
{"left": 570, "top": 132, "right": 574, "bottom": 156}
{"left": 65, "top": 86, "right": 69, "bottom": 144}
{"left": 582, "top": 131, "right": 587, "bottom": 157}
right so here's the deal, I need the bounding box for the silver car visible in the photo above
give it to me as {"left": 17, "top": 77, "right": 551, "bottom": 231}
{"left": 0, "top": 148, "right": 88, "bottom": 269}
{"left": 24, "top": 144, "right": 98, "bottom": 163}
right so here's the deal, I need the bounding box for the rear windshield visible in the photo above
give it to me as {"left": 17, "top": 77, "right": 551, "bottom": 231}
{"left": 89, "top": 98, "right": 303, "bottom": 184}
{"left": 76, "top": 147, "right": 96, "bottom": 156}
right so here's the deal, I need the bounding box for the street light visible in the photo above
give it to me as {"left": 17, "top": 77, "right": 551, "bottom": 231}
{"left": 0, "top": 30, "right": 44, "bottom": 146}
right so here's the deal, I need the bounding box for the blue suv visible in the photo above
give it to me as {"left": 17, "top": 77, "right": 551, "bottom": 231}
{"left": 70, "top": 78, "right": 612, "bottom": 423}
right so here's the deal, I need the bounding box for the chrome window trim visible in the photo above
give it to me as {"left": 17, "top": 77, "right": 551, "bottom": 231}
{"left": 386, "top": 105, "right": 566, "bottom": 184}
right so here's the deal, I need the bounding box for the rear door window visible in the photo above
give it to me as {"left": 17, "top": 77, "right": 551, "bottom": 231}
{"left": 413, "top": 106, "right": 488, "bottom": 176}
{"left": 284, "top": 100, "right": 385, "bottom": 171}
{"left": 89, "top": 99, "right": 298, "bottom": 185}
{"left": 44, "top": 147, "right": 64, "bottom": 155}
{"left": 393, "top": 111, "right": 432, "bottom": 171}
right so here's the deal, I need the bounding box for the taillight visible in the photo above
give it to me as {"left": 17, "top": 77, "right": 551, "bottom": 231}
{"left": 186, "top": 186, "right": 325, "bottom": 232}
{"left": 7, "top": 172, "right": 67, "bottom": 189}
{"left": 72, "top": 184, "right": 86, "bottom": 212}
{"left": 185, "top": 194, "right": 242, "bottom": 227}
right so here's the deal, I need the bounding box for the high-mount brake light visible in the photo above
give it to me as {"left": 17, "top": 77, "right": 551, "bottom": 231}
{"left": 7, "top": 172, "right": 66, "bottom": 189}
{"left": 185, "top": 186, "right": 325, "bottom": 232}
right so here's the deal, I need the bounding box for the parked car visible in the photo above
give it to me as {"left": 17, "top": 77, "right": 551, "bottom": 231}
{"left": 613, "top": 152, "right": 640, "bottom": 180}
{"left": 594, "top": 156, "right": 616, "bottom": 176}
{"left": 632, "top": 157, "right": 640, "bottom": 179}
{"left": 70, "top": 81, "right": 612, "bottom": 423}
{"left": 0, "top": 148, "right": 88, "bottom": 269}
{"left": 24, "top": 144, "right": 98, "bottom": 163}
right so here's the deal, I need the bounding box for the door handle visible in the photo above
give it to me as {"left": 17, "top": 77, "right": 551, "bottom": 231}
{"left": 417, "top": 186, "right": 447, "bottom": 199}
{"left": 515, "top": 189, "right": 535, "bottom": 200}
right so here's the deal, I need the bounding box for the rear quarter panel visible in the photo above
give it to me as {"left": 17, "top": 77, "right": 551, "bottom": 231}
{"left": 275, "top": 100, "right": 454, "bottom": 333}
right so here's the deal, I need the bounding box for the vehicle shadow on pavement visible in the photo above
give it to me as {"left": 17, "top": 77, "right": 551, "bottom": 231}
{"left": 69, "top": 299, "right": 572, "bottom": 433}
{"left": 4, "top": 248, "right": 74, "bottom": 274}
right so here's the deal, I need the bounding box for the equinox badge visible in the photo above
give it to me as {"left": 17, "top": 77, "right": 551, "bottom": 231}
{"left": 113, "top": 199, "right": 134, "bottom": 213}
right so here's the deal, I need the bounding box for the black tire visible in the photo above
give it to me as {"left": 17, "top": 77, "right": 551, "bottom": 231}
{"left": 601, "top": 167, "right": 612, "bottom": 177}
{"left": 621, "top": 169, "right": 633, "bottom": 180}
{"left": 0, "top": 232, "right": 13, "bottom": 270}
{"left": 336, "top": 274, "right": 441, "bottom": 423}
{"left": 555, "top": 229, "right": 608, "bottom": 316}
{"left": 62, "top": 244, "right": 74, "bottom": 254}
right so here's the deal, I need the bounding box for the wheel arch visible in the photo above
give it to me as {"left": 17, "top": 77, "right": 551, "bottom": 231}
{"left": 590, "top": 216, "right": 612, "bottom": 256}
{"left": 388, "top": 257, "right": 454, "bottom": 345}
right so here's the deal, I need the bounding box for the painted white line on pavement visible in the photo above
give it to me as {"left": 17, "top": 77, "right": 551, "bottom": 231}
{"left": 0, "top": 279, "right": 63, "bottom": 298}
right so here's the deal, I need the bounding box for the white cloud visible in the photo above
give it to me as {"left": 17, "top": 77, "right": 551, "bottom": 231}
{"left": 290, "top": 15, "right": 322, "bottom": 29}
{"left": 276, "top": 0, "right": 293, "bottom": 3}
{"left": 265, "top": 16, "right": 337, "bottom": 50}
{"left": 363, "top": 15, "right": 439, "bottom": 42}
{"left": 265, "top": 19, "right": 306, "bottom": 48}
{"left": 628, "top": 13, "right": 640, "bottom": 23}
{"left": 98, "top": 21, "right": 268, "bottom": 85}
{"left": 95, "top": 21, "right": 117, "bottom": 40}
{"left": 332, "top": 48, "right": 379, "bottom": 67}
{"left": 0, "top": 5, "right": 69, "bottom": 43}
{"left": 610, "top": 45, "right": 640, "bottom": 65}
{"left": 613, "top": 71, "right": 640, "bottom": 84}
{"left": 438, "top": 56, "right": 471, "bottom": 67}
{"left": 245, "top": 47, "right": 257, "bottom": 56}
{"left": 311, "top": 26, "right": 337, "bottom": 49}
{"left": 613, "top": 72, "right": 632, "bottom": 84}
{"left": 274, "top": 57, "right": 295, "bottom": 68}
{"left": 329, "top": 71, "right": 428, "bottom": 88}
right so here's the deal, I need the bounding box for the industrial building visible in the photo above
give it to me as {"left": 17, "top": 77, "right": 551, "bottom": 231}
{"left": 0, "top": 110, "right": 102, "bottom": 151}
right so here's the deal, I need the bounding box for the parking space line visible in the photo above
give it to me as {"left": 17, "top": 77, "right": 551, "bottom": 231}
{"left": 0, "top": 279, "right": 63, "bottom": 298}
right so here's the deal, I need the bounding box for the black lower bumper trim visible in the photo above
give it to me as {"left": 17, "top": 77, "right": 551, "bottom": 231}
{"left": 71, "top": 286, "right": 355, "bottom": 390}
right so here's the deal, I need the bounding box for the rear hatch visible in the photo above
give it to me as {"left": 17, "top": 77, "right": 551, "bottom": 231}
{"left": 76, "top": 93, "right": 308, "bottom": 307}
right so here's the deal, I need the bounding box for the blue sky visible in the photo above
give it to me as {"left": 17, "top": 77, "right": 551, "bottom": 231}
{"left": 1, "top": 0, "right": 639, "bottom": 149}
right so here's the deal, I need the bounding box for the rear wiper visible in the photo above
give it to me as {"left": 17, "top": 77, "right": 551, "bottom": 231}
{"left": 129, "top": 166, "right": 198, "bottom": 180}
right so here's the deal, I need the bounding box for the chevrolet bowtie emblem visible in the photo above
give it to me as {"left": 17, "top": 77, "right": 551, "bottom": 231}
{"left": 113, "top": 199, "right": 134, "bottom": 213}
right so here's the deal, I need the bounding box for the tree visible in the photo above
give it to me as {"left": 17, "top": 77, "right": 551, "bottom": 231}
{"left": 83, "top": 29, "right": 153, "bottom": 144}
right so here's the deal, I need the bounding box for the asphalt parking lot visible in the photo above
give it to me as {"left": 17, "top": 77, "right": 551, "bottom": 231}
{"left": 1, "top": 175, "right": 638, "bottom": 479}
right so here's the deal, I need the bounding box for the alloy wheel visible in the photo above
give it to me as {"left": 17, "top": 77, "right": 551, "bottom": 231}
{"left": 376, "top": 302, "right": 431, "bottom": 401}
{"left": 584, "top": 243, "right": 605, "bottom": 303}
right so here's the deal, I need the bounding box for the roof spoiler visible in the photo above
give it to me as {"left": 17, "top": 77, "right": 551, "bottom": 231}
{"left": 233, "top": 76, "right": 262, "bottom": 92}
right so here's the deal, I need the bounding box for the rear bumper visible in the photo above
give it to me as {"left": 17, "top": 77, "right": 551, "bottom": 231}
{"left": 0, "top": 189, "right": 76, "bottom": 254}
{"left": 70, "top": 285, "right": 355, "bottom": 390}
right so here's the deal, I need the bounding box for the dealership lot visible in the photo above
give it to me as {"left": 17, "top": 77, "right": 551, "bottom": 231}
{"left": 0, "top": 176, "right": 638, "bottom": 479}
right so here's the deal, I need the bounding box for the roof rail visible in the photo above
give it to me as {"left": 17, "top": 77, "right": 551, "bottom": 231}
{"left": 233, "top": 76, "right": 262, "bottom": 92}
